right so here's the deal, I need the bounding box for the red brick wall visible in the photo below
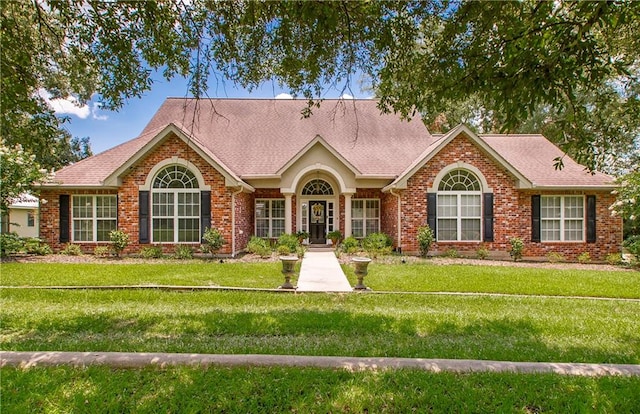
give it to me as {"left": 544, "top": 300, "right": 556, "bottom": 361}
{"left": 234, "top": 191, "right": 253, "bottom": 253}
{"left": 396, "top": 133, "right": 622, "bottom": 260}
{"left": 40, "top": 134, "right": 239, "bottom": 254}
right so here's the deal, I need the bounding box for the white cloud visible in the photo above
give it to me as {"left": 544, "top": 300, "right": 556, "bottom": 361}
{"left": 38, "top": 89, "right": 107, "bottom": 120}
{"left": 341, "top": 93, "right": 354, "bottom": 100}
{"left": 275, "top": 93, "right": 293, "bottom": 99}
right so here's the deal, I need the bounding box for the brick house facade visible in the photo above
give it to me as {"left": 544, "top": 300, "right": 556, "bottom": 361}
{"left": 38, "top": 99, "right": 622, "bottom": 260}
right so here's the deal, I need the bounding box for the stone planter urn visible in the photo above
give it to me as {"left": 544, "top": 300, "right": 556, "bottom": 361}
{"left": 279, "top": 256, "right": 298, "bottom": 289}
{"left": 352, "top": 257, "right": 372, "bottom": 290}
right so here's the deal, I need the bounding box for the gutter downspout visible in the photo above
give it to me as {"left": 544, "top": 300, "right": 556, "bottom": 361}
{"left": 389, "top": 187, "right": 402, "bottom": 252}
{"left": 231, "top": 186, "right": 244, "bottom": 257}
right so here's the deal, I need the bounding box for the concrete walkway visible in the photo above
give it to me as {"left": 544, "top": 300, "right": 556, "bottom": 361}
{"left": 2, "top": 351, "right": 639, "bottom": 376}
{"left": 296, "top": 251, "right": 352, "bottom": 292}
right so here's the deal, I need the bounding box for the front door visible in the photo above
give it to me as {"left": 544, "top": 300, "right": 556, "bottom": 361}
{"left": 309, "top": 201, "right": 326, "bottom": 244}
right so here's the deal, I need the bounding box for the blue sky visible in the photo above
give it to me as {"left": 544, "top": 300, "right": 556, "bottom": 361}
{"left": 49, "top": 74, "right": 370, "bottom": 155}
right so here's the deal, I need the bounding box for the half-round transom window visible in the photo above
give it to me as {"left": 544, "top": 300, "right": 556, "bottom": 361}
{"left": 438, "top": 170, "right": 480, "bottom": 191}
{"left": 302, "top": 179, "right": 333, "bottom": 196}
{"left": 153, "top": 165, "right": 199, "bottom": 189}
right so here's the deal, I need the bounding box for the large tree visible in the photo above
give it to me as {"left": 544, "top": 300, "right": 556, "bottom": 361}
{"left": 2, "top": 0, "right": 638, "bottom": 172}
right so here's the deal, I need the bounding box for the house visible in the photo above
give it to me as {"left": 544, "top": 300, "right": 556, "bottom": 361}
{"left": 1, "top": 194, "right": 39, "bottom": 238}
{"left": 38, "top": 98, "right": 622, "bottom": 260}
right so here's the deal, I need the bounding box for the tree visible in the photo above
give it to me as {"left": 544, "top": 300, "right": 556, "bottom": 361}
{"left": 2, "top": 0, "right": 638, "bottom": 174}
{"left": 0, "top": 141, "right": 51, "bottom": 214}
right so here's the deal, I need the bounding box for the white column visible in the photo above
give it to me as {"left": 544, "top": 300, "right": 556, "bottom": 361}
{"left": 284, "top": 193, "right": 293, "bottom": 234}
{"left": 343, "top": 193, "right": 353, "bottom": 237}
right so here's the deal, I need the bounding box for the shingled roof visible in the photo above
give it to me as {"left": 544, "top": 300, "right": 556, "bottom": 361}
{"left": 47, "top": 98, "right": 615, "bottom": 190}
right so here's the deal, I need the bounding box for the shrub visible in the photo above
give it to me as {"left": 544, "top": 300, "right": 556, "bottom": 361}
{"left": 444, "top": 248, "right": 459, "bottom": 258}
{"left": 476, "top": 245, "right": 489, "bottom": 260}
{"left": 247, "top": 236, "right": 271, "bottom": 258}
{"left": 277, "top": 244, "right": 291, "bottom": 255}
{"left": 623, "top": 235, "right": 640, "bottom": 261}
{"left": 109, "top": 230, "right": 129, "bottom": 257}
{"left": 296, "top": 245, "right": 307, "bottom": 259}
{"left": 547, "top": 252, "right": 565, "bottom": 263}
{"left": 577, "top": 252, "right": 591, "bottom": 264}
{"left": 202, "top": 228, "right": 225, "bottom": 257}
{"left": 362, "top": 232, "right": 393, "bottom": 258}
{"left": 61, "top": 243, "right": 83, "bottom": 256}
{"left": 606, "top": 253, "right": 623, "bottom": 265}
{"left": 140, "top": 245, "right": 164, "bottom": 259}
{"left": 173, "top": 245, "right": 193, "bottom": 260}
{"left": 0, "top": 232, "right": 22, "bottom": 257}
{"left": 295, "top": 230, "right": 309, "bottom": 242}
{"left": 416, "top": 225, "right": 434, "bottom": 257}
{"left": 277, "top": 233, "right": 300, "bottom": 254}
{"left": 93, "top": 246, "right": 111, "bottom": 257}
{"left": 23, "top": 238, "right": 52, "bottom": 256}
{"left": 509, "top": 237, "right": 524, "bottom": 261}
{"left": 340, "top": 236, "right": 360, "bottom": 254}
{"left": 327, "top": 230, "right": 343, "bottom": 245}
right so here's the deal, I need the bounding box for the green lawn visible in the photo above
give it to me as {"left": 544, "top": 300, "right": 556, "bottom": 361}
{"left": 2, "top": 260, "right": 639, "bottom": 298}
{"left": 3, "top": 366, "right": 639, "bottom": 413}
{"left": 2, "top": 260, "right": 639, "bottom": 412}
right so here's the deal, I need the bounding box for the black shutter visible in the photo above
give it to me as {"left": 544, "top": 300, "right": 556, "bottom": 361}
{"left": 427, "top": 193, "right": 437, "bottom": 232}
{"left": 139, "top": 191, "right": 150, "bottom": 244}
{"left": 531, "top": 195, "right": 541, "bottom": 243}
{"left": 586, "top": 195, "right": 596, "bottom": 243}
{"left": 200, "top": 191, "right": 211, "bottom": 242}
{"left": 483, "top": 193, "right": 494, "bottom": 242}
{"left": 59, "top": 194, "right": 70, "bottom": 243}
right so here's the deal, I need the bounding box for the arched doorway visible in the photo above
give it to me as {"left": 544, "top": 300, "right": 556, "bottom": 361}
{"left": 300, "top": 178, "right": 336, "bottom": 244}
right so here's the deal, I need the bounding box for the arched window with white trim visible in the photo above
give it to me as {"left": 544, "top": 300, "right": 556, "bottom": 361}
{"left": 151, "top": 165, "right": 200, "bottom": 243}
{"left": 436, "top": 169, "right": 482, "bottom": 241}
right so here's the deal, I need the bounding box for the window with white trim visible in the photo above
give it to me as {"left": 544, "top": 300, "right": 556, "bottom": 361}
{"left": 255, "top": 199, "right": 285, "bottom": 238}
{"left": 151, "top": 165, "right": 200, "bottom": 243}
{"left": 351, "top": 199, "right": 380, "bottom": 238}
{"left": 437, "top": 170, "right": 482, "bottom": 241}
{"left": 541, "top": 196, "right": 584, "bottom": 241}
{"left": 72, "top": 195, "right": 117, "bottom": 242}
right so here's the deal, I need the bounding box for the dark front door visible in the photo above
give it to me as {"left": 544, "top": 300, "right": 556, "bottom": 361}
{"left": 309, "top": 201, "right": 326, "bottom": 244}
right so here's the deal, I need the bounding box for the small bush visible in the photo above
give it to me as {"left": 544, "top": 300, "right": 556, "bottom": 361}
{"left": 509, "top": 237, "right": 524, "bottom": 261}
{"left": 362, "top": 232, "right": 393, "bottom": 258}
{"left": 547, "top": 252, "right": 565, "bottom": 263}
{"left": 417, "top": 225, "right": 434, "bottom": 257}
{"left": 577, "top": 252, "right": 591, "bottom": 264}
{"left": 23, "top": 238, "right": 52, "bottom": 256}
{"left": 0, "top": 232, "right": 23, "bottom": 257}
{"left": 623, "top": 235, "right": 640, "bottom": 261}
{"left": 202, "top": 228, "right": 225, "bottom": 257}
{"left": 340, "top": 236, "right": 360, "bottom": 254}
{"left": 277, "top": 244, "right": 291, "bottom": 255}
{"left": 140, "top": 245, "right": 164, "bottom": 259}
{"left": 247, "top": 236, "right": 272, "bottom": 258}
{"left": 606, "top": 252, "right": 623, "bottom": 266}
{"left": 296, "top": 245, "right": 307, "bottom": 259}
{"left": 93, "top": 246, "right": 111, "bottom": 257}
{"left": 476, "top": 245, "right": 489, "bottom": 260}
{"left": 444, "top": 248, "right": 459, "bottom": 258}
{"left": 277, "top": 233, "right": 300, "bottom": 254}
{"left": 327, "top": 230, "right": 343, "bottom": 244}
{"left": 173, "top": 245, "right": 193, "bottom": 260}
{"left": 61, "top": 243, "right": 83, "bottom": 256}
{"left": 109, "top": 230, "right": 129, "bottom": 257}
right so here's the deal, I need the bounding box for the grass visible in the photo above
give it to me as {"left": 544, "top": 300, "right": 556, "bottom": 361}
{"left": 2, "top": 289, "right": 639, "bottom": 364}
{"left": 3, "top": 366, "right": 639, "bottom": 413}
{"left": 2, "top": 260, "right": 639, "bottom": 298}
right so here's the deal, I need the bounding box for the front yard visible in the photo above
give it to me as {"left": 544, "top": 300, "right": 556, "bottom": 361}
{"left": 2, "top": 258, "right": 639, "bottom": 412}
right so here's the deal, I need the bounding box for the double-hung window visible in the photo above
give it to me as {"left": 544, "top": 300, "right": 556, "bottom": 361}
{"left": 72, "top": 195, "right": 117, "bottom": 242}
{"left": 436, "top": 170, "right": 482, "bottom": 241}
{"left": 151, "top": 165, "right": 200, "bottom": 243}
{"left": 351, "top": 199, "right": 380, "bottom": 238}
{"left": 255, "top": 199, "right": 285, "bottom": 238}
{"left": 541, "top": 196, "right": 584, "bottom": 241}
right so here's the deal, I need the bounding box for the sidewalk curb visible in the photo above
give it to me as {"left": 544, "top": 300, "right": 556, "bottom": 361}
{"left": 2, "top": 351, "right": 639, "bottom": 377}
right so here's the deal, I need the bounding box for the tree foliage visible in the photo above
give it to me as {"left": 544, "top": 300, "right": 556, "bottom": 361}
{"left": 2, "top": 0, "right": 638, "bottom": 173}
{"left": 0, "top": 141, "right": 51, "bottom": 213}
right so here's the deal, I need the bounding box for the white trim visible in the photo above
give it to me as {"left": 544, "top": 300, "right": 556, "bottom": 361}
{"left": 276, "top": 135, "right": 361, "bottom": 176}
{"left": 71, "top": 194, "right": 118, "bottom": 243}
{"left": 139, "top": 158, "right": 211, "bottom": 191}
{"left": 540, "top": 195, "right": 585, "bottom": 242}
{"left": 350, "top": 198, "right": 381, "bottom": 238}
{"left": 428, "top": 162, "right": 492, "bottom": 193}
{"left": 283, "top": 164, "right": 356, "bottom": 194}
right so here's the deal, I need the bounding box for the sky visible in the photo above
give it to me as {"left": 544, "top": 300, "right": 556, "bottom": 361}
{"left": 45, "top": 74, "right": 370, "bottom": 155}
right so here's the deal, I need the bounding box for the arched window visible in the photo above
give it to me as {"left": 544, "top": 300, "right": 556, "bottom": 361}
{"left": 302, "top": 179, "right": 333, "bottom": 196}
{"left": 151, "top": 165, "right": 200, "bottom": 243}
{"left": 437, "top": 169, "right": 482, "bottom": 241}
